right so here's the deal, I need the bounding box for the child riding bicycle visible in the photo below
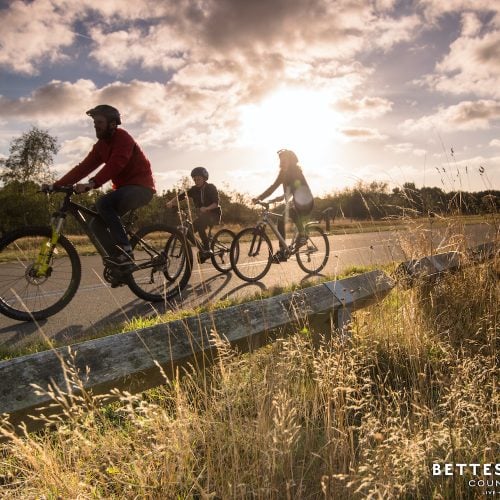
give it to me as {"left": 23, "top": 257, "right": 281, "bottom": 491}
{"left": 165, "top": 167, "right": 222, "bottom": 263}
{"left": 252, "top": 149, "right": 314, "bottom": 262}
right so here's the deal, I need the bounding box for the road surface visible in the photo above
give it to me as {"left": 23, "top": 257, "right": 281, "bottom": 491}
{"left": 0, "top": 223, "right": 495, "bottom": 350}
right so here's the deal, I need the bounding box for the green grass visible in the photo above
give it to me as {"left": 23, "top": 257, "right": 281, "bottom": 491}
{"left": 327, "top": 213, "right": 499, "bottom": 234}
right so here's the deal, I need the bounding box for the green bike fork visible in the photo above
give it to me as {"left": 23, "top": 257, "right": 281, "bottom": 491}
{"left": 35, "top": 227, "right": 60, "bottom": 277}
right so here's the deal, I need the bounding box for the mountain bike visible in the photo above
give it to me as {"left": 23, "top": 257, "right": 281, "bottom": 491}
{"left": 0, "top": 185, "right": 192, "bottom": 321}
{"left": 229, "top": 201, "right": 329, "bottom": 282}
{"left": 167, "top": 207, "right": 235, "bottom": 274}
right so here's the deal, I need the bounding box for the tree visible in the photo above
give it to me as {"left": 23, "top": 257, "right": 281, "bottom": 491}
{"left": 0, "top": 127, "right": 59, "bottom": 185}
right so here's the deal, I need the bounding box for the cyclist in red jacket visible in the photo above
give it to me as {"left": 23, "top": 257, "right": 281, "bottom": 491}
{"left": 54, "top": 105, "right": 156, "bottom": 265}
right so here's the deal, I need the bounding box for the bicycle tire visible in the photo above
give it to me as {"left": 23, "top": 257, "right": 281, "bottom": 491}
{"left": 296, "top": 225, "right": 330, "bottom": 274}
{"left": 230, "top": 227, "right": 273, "bottom": 282}
{"left": 0, "top": 226, "right": 81, "bottom": 321}
{"left": 210, "top": 228, "right": 235, "bottom": 273}
{"left": 164, "top": 233, "right": 188, "bottom": 281}
{"left": 127, "top": 224, "right": 193, "bottom": 302}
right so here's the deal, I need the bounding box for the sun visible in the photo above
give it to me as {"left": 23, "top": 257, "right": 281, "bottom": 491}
{"left": 239, "top": 87, "right": 343, "bottom": 160}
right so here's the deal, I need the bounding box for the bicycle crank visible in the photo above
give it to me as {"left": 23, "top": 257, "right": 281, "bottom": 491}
{"left": 103, "top": 265, "right": 128, "bottom": 288}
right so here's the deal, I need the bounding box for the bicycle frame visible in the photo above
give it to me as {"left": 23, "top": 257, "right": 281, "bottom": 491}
{"left": 253, "top": 203, "right": 322, "bottom": 259}
{"left": 47, "top": 189, "right": 114, "bottom": 258}
{"left": 255, "top": 207, "right": 294, "bottom": 253}
{"left": 174, "top": 207, "right": 212, "bottom": 251}
{"left": 256, "top": 201, "right": 320, "bottom": 248}
{"left": 36, "top": 187, "right": 157, "bottom": 276}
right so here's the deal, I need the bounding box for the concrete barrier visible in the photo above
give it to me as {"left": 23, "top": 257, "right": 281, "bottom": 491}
{"left": 0, "top": 270, "right": 394, "bottom": 430}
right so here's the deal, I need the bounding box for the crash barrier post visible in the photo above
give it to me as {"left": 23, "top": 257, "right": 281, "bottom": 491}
{"left": 321, "top": 207, "right": 336, "bottom": 232}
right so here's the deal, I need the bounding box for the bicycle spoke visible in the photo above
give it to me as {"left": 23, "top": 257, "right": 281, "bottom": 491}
{"left": 231, "top": 228, "right": 272, "bottom": 282}
{"left": 210, "top": 228, "right": 234, "bottom": 273}
{"left": 128, "top": 224, "right": 192, "bottom": 302}
{"left": 0, "top": 228, "right": 81, "bottom": 321}
{"left": 296, "top": 226, "right": 329, "bottom": 274}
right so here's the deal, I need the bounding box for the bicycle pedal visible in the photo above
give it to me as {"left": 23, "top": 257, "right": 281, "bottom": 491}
{"left": 110, "top": 280, "right": 126, "bottom": 288}
{"left": 197, "top": 250, "right": 213, "bottom": 264}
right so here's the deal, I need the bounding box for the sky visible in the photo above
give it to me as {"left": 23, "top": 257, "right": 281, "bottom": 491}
{"left": 0, "top": 0, "right": 499, "bottom": 198}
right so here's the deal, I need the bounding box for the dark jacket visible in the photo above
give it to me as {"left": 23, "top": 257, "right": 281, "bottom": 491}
{"left": 179, "top": 183, "right": 222, "bottom": 218}
{"left": 258, "top": 163, "right": 313, "bottom": 211}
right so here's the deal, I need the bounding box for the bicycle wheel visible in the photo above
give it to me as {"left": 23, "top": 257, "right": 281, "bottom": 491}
{"left": 164, "top": 233, "right": 188, "bottom": 281}
{"left": 128, "top": 224, "right": 193, "bottom": 302}
{"left": 0, "top": 226, "right": 81, "bottom": 321}
{"left": 230, "top": 227, "right": 273, "bottom": 282}
{"left": 296, "top": 225, "right": 330, "bottom": 274}
{"left": 210, "top": 228, "right": 235, "bottom": 273}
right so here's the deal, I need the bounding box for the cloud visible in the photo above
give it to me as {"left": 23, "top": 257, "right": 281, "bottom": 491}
{"left": 371, "top": 14, "right": 420, "bottom": 50}
{"left": 418, "top": 0, "right": 500, "bottom": 22}
{"left": 0, "top": 1, "right": 171, "bottom": 75}
{"left": 385, "top": 142, "right": 427, "bottom": 156}
{"left": 1, "top": 0, "right": 423, "bottom": 85}
{"left": 490, "top": 139, "right": 500, "bottom": 148}
{"left": 335, "top": 96, "right": 393, "bottom": 118}
{"left": 88, "top": 24, "right": 188, "bottom": 73}
{"left": 340, "top": 127, "right": 388, "bottom": 141}
{"left": 54, "top": 135, "right": 95, "bottom": 175}
{"left": 403, "top": 100, "right": 500, "bottom": 132}
{"left": 59, "top": 136, "right": 94, "bottom": 157}
{"left": 420, "top": 16, "right": 500, "bottom": 98}
{"left": 0, "top": 0, "right": 76, "bottom": 74}
{"left": 0, "top": 79, "right": 97, "bottom": 124}
{"left": 460, "top": 12, "right": 482, "bottom": 37}
{"left": 434, "top": 153, "right": 500, "bottom": 188}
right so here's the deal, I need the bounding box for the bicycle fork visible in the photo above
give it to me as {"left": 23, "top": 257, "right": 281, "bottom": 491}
{"left": 35, "top": 216, "right": 64, "bottom": 277}
{"left": 249, "top": 227, "right": 267, "bottom": 257}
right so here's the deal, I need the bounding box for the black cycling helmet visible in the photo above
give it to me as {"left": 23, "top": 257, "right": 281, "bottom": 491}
{"left": 277, "top": 149, "right": 298, "bottom": 165}
{"left": 191, "top": 166, "right": 209, "bottom": 180}
{"left": 86, "top": 104, "right": 121, "bottom": 125}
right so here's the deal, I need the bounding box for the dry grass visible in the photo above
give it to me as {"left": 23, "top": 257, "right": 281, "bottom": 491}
{"left": 0, "top": 230, "right": 498, "bottom": 498}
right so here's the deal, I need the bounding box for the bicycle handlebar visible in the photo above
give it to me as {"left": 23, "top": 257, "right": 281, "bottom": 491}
{"left": 255, "top": 200, "right": 270, "bottom": 210}
{"left": 172, "top": 207, "right": 194, "bottom": 226}
{"left": 40, "top": 184, "right": 75, "bottom": 194}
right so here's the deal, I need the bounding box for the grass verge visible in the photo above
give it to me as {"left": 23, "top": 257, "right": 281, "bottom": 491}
{"left": 0, "top": 252, "right": 498, "bottom": 498}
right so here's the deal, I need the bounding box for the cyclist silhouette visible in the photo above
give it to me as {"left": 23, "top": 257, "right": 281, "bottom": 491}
{"left": 54, "top": 104, "right": 155, "bottom": 267}
{"left": 165, "top": 167, "right": 222, "bottom": 262}
{"left": 252, "top": 149, "right": 314, "bottom": 262}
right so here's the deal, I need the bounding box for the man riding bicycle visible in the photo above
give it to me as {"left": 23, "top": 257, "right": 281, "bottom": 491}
{"left": 165, "top": 167, "right": 221, "bottom": 263}
{"left": 53, "top": 104, "right": 156, "bottom": 267}
{"left": 252, "top": 149, "right": 314, "bottom": 262}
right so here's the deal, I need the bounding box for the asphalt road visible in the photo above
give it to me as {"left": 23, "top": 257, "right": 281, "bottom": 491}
{"left": 0, "top": 223, "right": 496, "bottom": 350}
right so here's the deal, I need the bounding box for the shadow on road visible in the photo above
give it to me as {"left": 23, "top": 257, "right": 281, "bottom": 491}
{"left": 0, "top": 268, "right": 335, "bottom": 351}
{"left": 1, "top": 271, "right": 268, "bottom": 349}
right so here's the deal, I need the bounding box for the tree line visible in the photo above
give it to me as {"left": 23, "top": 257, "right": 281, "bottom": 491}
{"left": 0, "top": 127, "right": 498, "bottom": 234}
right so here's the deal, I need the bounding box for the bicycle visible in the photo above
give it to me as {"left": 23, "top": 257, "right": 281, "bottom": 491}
{"left": 167, "top": 207, "right": 235, "bottom": 274}
{"left": 229, "top": 201, "right": 330, "bottom": 282}
{"left": 0, "top": 185, "right": 192, "bottom": 321}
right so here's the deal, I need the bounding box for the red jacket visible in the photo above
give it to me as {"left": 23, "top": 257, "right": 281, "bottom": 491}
{"left": 55, "top": 128, "right": 155, "bottom": 191}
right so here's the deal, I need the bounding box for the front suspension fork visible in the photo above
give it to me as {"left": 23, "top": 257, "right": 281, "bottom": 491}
{"left": 35, "top": 219, "right": 63, "bottom": 276}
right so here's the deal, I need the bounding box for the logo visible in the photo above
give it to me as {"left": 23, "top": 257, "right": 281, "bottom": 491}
{"left": 432, "top": 464, "right": 500, "bottom": 495}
